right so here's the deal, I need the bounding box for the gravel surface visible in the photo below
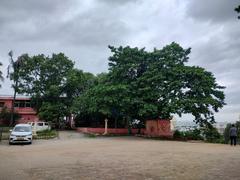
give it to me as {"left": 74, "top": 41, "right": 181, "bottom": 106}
{"left": 0, "top": 131, "right": 240, "bottom": 180}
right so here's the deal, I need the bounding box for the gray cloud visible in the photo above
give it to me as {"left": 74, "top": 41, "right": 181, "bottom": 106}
{"left": 186, "top": 0, "right": 239, "bottom": 22}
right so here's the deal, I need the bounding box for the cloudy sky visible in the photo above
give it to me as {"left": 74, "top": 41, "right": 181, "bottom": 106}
{"left": 0, "top": 0, "right": 239, "bottom": 122}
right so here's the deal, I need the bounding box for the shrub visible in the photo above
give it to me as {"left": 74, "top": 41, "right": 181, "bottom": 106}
{"left": 202, "top": 126, "right": 221, "bottom": 143}
{"left": 223, "top": 123, "right": 231, "bottom": 144}
{"left": 224, "top": 121, "right": 240, "bottom": 144}
{"left": 173, "top": 130, "right": 183, "bottom": 139}
{"left": 174, "top": 129, "right": 203, "bottom": 140}
{"left": 36, "top": 129, "right": 58, "bottom": 139}
{"left": 184, "top": 129, "right": 203, "bottom": 140}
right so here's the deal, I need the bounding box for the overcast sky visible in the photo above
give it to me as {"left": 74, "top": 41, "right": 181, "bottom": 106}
{"left": 0, "top": 0, "right": 239, "bottom": 122}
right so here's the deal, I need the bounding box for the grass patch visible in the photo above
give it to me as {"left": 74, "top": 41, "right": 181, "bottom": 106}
{"left": 84, "top": 133, "right": 97, "bottom": 138}
{"left": 0, "top": 132, "right": 10, "bottom": 140}
{"left": 35, "top": 130, "right": 58, "bottom": 139}
{"left": 0, "top": 126, "right": 12, "bottom": 133}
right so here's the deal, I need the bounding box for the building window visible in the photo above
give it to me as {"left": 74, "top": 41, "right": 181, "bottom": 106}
{"left": 0, "top": 102, "right": 4, "bottom": 107}
{"left": 20, "top": 101, "right": 25, "bottom": 108}
{"left": 25, "top": 101, "right": 31, "bottom": 107}
{"left": 14, "top": 100, "right": 33, "bottom": 108}
{"left": 14, "top": 101, "right": 20, "bottom": 107}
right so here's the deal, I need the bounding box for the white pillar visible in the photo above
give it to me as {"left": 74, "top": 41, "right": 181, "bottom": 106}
{"left": 32, "top": 122, "right": 37, "bottom": 136}
{"left": 103, "top": 118, "right": 108, "bottom": 135}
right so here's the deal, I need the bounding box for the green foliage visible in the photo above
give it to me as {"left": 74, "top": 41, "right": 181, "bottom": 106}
{"left": 173, "top": 130, "right": 184, "bottom": 139}
{"left": 15, "top": 42, "right": 225, "bottom": 129}
{"left": 223, "top": 123, "right": 231, "bottom": 144}
{"left": 85, "top": 133, "right": 97, "bottom": 138}
{"left": 184, "top": 129, "right": 203, "bottom": 140}
{"left": 17, "top": 53, "right": 74, "bottom": 97}
{"left": 35, "top": 129, "right": 58, "bottom": 139}
{"left": 173, "top": 129, "right": 203, "bottom": 140}
{"left": 235, "top": 5, "right": 240, "bottom": 19}
{"left": 106, "top": 43, "right": 225, "bottom": 125}
{"left": 15, "top": 53, "right": 75, "bottom": 125}
{"left": 38, "top": 102, "right": 67, "bottom": 123}
{"left": 0, "top": 106, "right": 21, "bottom": 125}
{"left": 202, "top": 125, "right": 222, "bottom": 143}
{"left": 236, "top": 121, "right": 240, "bottom": 138}
{"left": 224, "top": 122, "right": 240, "bottom": 144}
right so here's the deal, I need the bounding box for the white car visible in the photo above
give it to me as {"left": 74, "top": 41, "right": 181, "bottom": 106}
{"left": 28, "top": 121, "right": 51, "bottom": 132}
{"left": 9, "top": 124, "right": 33, "bottom": 145}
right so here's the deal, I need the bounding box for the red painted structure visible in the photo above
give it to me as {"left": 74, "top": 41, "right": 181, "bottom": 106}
{"left": 77, "top": 127, "right": 142, "bottom": 135}
{"left": 77, "top": 119, "right": 172, "bottom": 137}
{"left": 145, "top": 119, "right": 172, "bottom": 137}
{"left": 0, "top": 96, "right": 39, "bottom": 125}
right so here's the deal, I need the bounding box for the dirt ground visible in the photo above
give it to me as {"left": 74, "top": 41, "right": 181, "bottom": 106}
{"left": 0, "top": 131, "right": 240, "bottom": 180}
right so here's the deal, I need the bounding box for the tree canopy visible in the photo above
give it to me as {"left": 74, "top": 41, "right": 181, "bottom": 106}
{"left": 16, "top": 53, "right": 94, "bottom": 125}
{"left": 72, "top": 42, "right": 225, "bottom": 127}
{"left": 14, "top": 42, "right": 225, "bottom": 127}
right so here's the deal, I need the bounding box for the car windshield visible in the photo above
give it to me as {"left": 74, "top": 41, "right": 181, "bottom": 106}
{"left": 14, "top": 126, "right": 31, "bottom": 132}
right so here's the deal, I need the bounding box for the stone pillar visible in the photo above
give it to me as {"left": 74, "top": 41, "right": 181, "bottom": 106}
{"left": 103, "top": 118, "right": 108, "bottom": 135}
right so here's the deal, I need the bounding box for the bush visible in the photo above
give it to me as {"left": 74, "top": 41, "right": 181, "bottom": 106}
{"left": 184, "top": 129, "right": 203, "bottom": 140}
{"left": 0, "top": 106, "right": 21, "bottom": 126}
{"left": 224, "top": 122, "right": 240, "bottom": 144}
{"left": 174, "top": 126, "right": 226, "bottom": 143}
{"left": 173, "top": 129, "right": 203, "bottom": 140}
{"left": 202, "top": 126, "right": 221, "bottom": 143}
{"left": 35, "top": 129, "right": 58, "bottom": 139}
{"left": 223, "top": 123, "right": 231, "bottom": 144}
{"left": 173, "top": 130, "right": 184, "bottom": 139}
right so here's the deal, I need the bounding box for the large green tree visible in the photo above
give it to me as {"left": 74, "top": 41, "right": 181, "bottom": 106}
{"left": 64, "top": 69, "right": 96, "bottom": 124}
{"left": 76, "top": 43, "right": 225, "bottom": 127}
{"left": 16, "top": 53, "right": 75, "bottom": 125}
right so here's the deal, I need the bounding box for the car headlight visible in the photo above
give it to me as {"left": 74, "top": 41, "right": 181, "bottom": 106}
{"left": 26, "top": 133, "right": 32, "bottom": 136}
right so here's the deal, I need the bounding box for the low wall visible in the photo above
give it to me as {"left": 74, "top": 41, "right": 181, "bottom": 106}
{"left": 77, "top": 127, "right": 143, "bottom": 135}
{"left": 77, "top": 119, "right": 172, "bottom": 137}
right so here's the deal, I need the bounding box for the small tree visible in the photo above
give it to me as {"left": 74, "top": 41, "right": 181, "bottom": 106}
{"left": 223, "top": 123, "right": 231, "bottom": 144}
{"left": 202, "top": 125, "right": 221, "bottom": 143}
{"left": 224, "top": 122, "right": 240, "bottom": 144}
{"left": 7, "top": 51, "right": 23, "bottom": 126}
{"left": 0, "top": 106, "right": 21, "bottom": 126}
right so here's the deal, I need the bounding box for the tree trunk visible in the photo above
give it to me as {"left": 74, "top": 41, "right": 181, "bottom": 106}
{"left": 10, "top": 81, "right": 18, "bottom": 126}
{"left": 114, "top": 118, "right": 117, "bottom": 128}
{"left": 126, "top": 117, "right": 132, "bottom": 135}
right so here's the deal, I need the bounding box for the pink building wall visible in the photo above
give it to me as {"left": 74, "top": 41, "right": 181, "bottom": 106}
{"left": 0, "top": 96, "right": 39, "bottom": 125}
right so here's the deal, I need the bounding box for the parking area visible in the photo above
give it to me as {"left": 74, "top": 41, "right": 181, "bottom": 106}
{"left": 0, "top": 131, "right": 240, "bottom": 180}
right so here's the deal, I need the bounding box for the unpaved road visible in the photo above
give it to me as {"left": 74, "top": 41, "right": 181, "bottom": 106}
{"left": 0, "top": 131, "right": 240, "bottom": 180}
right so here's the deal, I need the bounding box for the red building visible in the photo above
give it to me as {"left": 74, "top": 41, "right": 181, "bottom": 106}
{"left": 0, "top": 96, "right": 39, "bottom": 125}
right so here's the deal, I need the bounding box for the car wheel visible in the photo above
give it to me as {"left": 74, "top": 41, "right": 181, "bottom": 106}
{"left": 9, "top": 142, "right": 12, "bottom": 145}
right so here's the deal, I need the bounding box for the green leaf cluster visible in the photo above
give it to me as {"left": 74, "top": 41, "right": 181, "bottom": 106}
{"left": 14, "top": 42, "right": 226, "bottom": 128}
{"left": 77, "top": 42, "right": 225, "bottom": 126}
